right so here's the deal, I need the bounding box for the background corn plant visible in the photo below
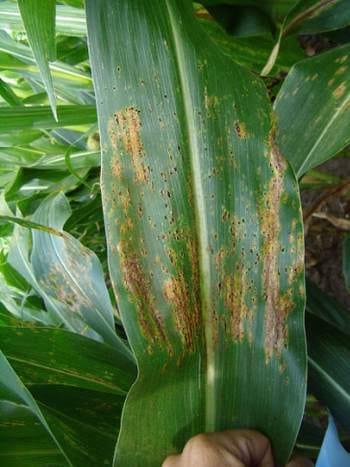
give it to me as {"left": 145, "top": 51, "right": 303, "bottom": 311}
{"left": 0, "top": 0, "right": 349, "bottom": 465}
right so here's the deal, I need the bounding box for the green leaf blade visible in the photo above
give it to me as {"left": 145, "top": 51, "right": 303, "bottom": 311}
{"left": 274, "top": 44, "right": 350, "bottom": 177}
{"left": 18, "top": 0, "right": 57, "bottom": 119}
{"left": 87, "top": 1, "right": 307, "bottom": 465}
{"left": 0, "top": 105, "right": 96, "bottom": 131}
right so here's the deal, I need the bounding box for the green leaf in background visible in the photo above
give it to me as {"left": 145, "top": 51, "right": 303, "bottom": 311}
{"left": 0, "top": 324, "right": 135, "bottom": 395}
{"left": 17, "top": 0, "right": 57, "bottom": 119}
{"left": 0, "top": 315, "right": 135, "bottom": 466}
{"left": 0, "top": 146, "right": 100, "bottom": 171}
{"left": 0, "top": 1, "right": 86, "bottom": 37}
{"left": 0, "top": 30, "right": 92, "bottom": 92}
{"left": 0, "top": 77, "right": 21, "bottom": 106}
{"left": 306, "top": 280, "right": 350, "bottom": 335}
{"left": 8, "top": 193, "right": 132, "bottom": 357}
{"left": 343, "top": 233, "right": 350, "bottom": 292}
{"left": 261, "top": 0, "right": 350, "bottom": 75}
{"left": 32, "top": 386, "right": 126, "bottom": 467}
{"left": 87, "top": 1, "right": 306, "bottom": 465}
{"left": 0, "top": 351, "right": 71, "bottom": 465}
{"left": 0, "top": 401, "right": 64, "bottom": 466}
{"left": 197, "top": 12, "right": 305, "bottom": 75}
{"left": 0, "top": 105, "right": 96, "bottom": 131}
{"left": 274, "top": 44, "right": 350, "bottom": 177}
{"left": 285, "top": 0, "right": 350, "bottom": 35}
{"left": 306, "top": 311, "right": 350, "bottom": 433}
{"left": 0, "top": 345, "right": 130, "bottom": 466}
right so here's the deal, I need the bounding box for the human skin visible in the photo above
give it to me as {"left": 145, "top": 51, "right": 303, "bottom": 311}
{"left": 162, "top": 430, "right": 314, "bottom": 467}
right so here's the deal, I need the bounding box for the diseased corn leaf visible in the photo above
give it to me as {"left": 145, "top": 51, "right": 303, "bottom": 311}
{"left": 8, "top": 193, "right": 132, "bottom": 356}
{"left": 17, "top": 0, "right": 57, "bottom": 119}
{"left": 0, "top": 351, "right": 71, "bottom": 465}
{"left": 0, "top": 402, "right": 65, "bottom": 466}
{"left": 306, "top": 312, "right": 350, "bottom": 433}
{"left": 87, "top": 1, "right": 306, "bottom": 465}
{"left": 0, "top": 105, "right": 96, "bottom": 131}
{"left": 261, "top": 0, "right": 350, "bottom": 75}
{"left": 0, "top": 350, "right": 128, "bottom": 466}
{"left": 0, "top": 1, "right": 86, "bottom": 37}
{"left": 0, "top": 274, "right": 54, "bottom": 326}
{"left": 8, "top": 223, "right": 96, "bottom": 333}
{"left": 30, "top": 194, "right": 130, "bottom": 353}
{"left": 197, "top": 14, "right": 305, "bottom": 75}
{"left": 33, "top": 386, "right": 125, "bottom": 467}
{"left": 0, "top": 325, "right": 135, "bottom": 395}
{"left": 274, "top": 44, "right": 350, "bottom": 177}
{"left": 285, "top": 0, "right": 350, "bottom": 35}
{"left": 343, "top": 234, "right": 350, "bottom": 292}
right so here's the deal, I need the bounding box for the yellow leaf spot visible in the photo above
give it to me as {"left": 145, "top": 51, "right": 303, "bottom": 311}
{"left": 333, "top": 82, "right": 346, "bottom": 99}
{"left": 335, "top": 66, "right": 348, "bottom": 76}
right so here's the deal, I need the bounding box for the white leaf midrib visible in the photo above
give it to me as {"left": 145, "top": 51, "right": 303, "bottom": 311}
{"left": 165, "top": 0, "right": 215, "bottom": 430}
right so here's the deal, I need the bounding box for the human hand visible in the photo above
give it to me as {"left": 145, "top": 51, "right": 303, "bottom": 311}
{"left": 162, "top": 430, "right": 313, "bottom": 467}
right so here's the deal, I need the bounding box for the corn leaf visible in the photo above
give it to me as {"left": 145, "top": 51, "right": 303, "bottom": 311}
{"left": 0, "top": 1, "right": 86, "bottom": 37}
{"left": 0, "top": 31, "right": 92, "bottom": 87}
{"left": 285, "top": 0, "right": 350, "bottom": 35}
{"left": 0, "top": 347, "right": 129, "bottom": 466}
{"left": 33, "top": 386, "right": 125, "bottom": 467}
{"left": 261, "top": 0, "right": 350, "bottom": 75}
{"left": 306, "top": 279, "right": 350, "bottom": 335}
{"left": 198, "top": 14, "right": 305, "bottom": 75}
{"left": 7, "top": 194, "right": 131, "bottom": 357}
{"left": 0, "top": 105, "right": 96, "bottom": 131}
{"left": 0, "top": 351, "right": 71, "bottom": 465}
{"left": 17, "top": 0, "right": 57, "bottom": 119}
{"left": 87, "top": 1, "right": 306, "bottom": 465}
{"left": 0, "top": 78, "right": 21, "bottom": 106}
{"left": 306, "top": 312, "right": 350, "bottom": 432}
{"left": 0, "top": 401, "right": 64, "bottom": 466}
{"left": 0, "top": 324, "right": 135, "bottom": 395}
{"left": 274, "top": 44, "right": 350, "bottom": 177}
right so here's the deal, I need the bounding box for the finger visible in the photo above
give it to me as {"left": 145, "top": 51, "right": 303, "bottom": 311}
{"left": 184, "top": 430, "right": 274, "bottom": 467}
{"left": 286, "top": 456, "right": 314, "bottom": 467}
{"left": 162, "top": 454, "right": 180, "bottom": 467}
{"left": 212, "top": 430, "right": 275, "bottom": 467}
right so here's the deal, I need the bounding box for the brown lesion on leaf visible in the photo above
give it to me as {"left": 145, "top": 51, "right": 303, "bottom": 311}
{"left": 234, "top": 121, "right": 248, "bottom": 139}
{"left": 264, "top": 289, "right": 294, "bottom": 363}
{"left": 163, "top": 273, "right": 200, "bottom": 351}
{"left": 111, "top": 157, "right": 122, "bottom": 178}
{"left": 260, "top": 135, "right": 294, "bottom": 362}
{"left": 108, "top": 107, "right": 149, "bottom": 183}
{"left": 223, "top": 264, "right": 250, "bottom": 341}
{"left": 117, "top": 241, "right": 172, "bottom": 354}
{"left": 214, "top": 247, "right": 227, "bottom": 269}
{"left": 333, "top": 82, "right": 346, "bottom": 99}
